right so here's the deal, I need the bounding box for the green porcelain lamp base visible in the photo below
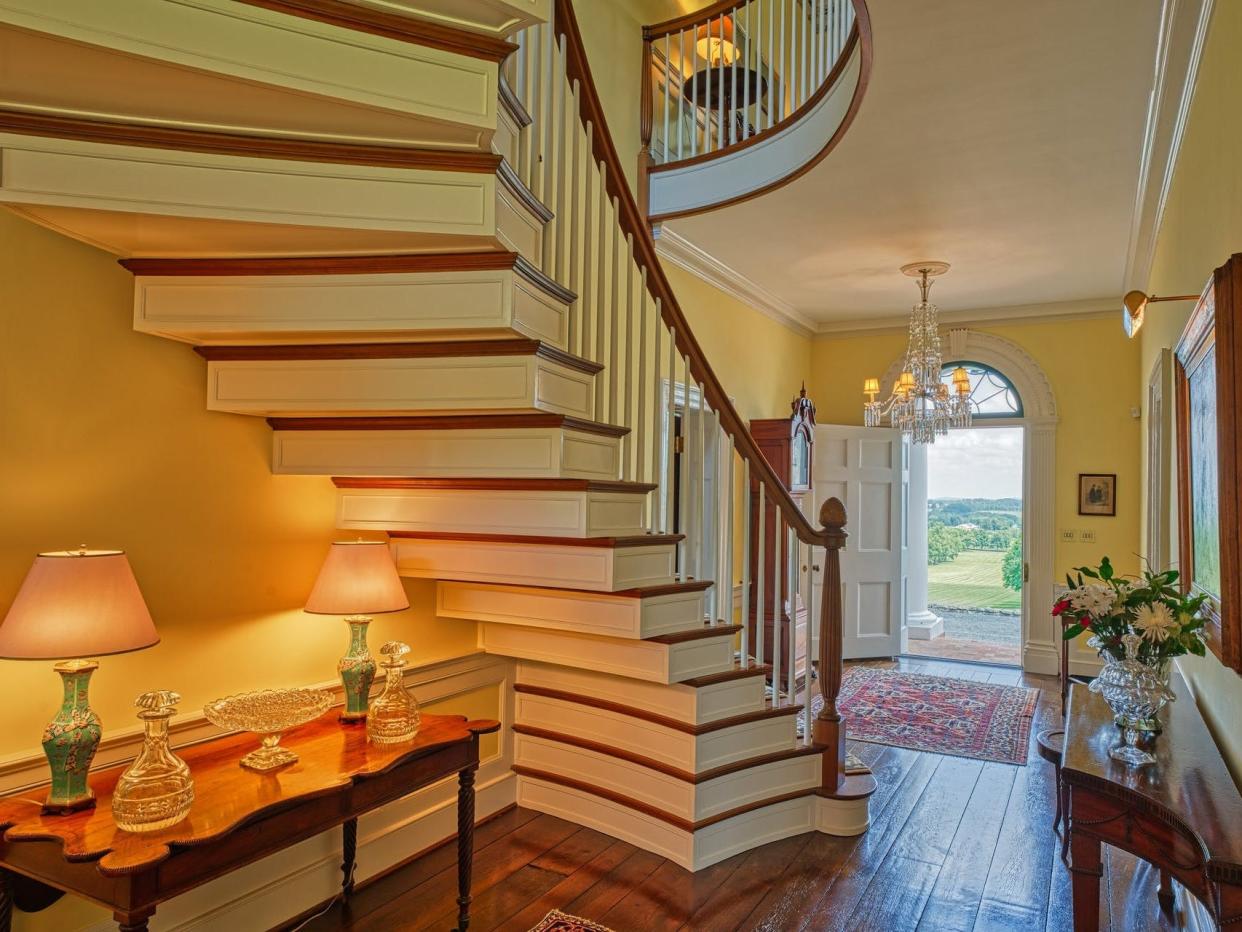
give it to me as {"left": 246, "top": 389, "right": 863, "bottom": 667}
{"left": 41, "top": 659, "right": 103, "bottom": 815}
{"left": 338, "top": 617, "right": 377, "bottom": 725}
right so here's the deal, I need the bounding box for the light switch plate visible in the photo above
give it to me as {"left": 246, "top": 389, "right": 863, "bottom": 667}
{"left": 1060, "top": 529, "right": 1076, "bottom": 543}
{"left": 1079, "top": 529, "right": 1097, "bottom": 543}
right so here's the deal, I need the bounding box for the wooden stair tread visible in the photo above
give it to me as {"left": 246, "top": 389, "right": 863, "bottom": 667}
{"left": 512, "top": 764, "right": 817, "bottom": 832}
{"left": 646, "top": 623, "right": 741, "bottom": 644}
{"left": 388, "top": 531, "right": 681, "bottom": 548}
{"left": 514, "top": 723, "right": 820, "bottom": 785}
{"left": 271, "top": 414, "right": 628, "bottom": 438}
{"left": 332, "top": 476, "right": 653, "bottom": 493}
{"left": 513, "top": 683, "right": 803, "bottom": 736}
{"left": 195, "top": 339, "right": 601, "bottom": 374}
{"left": 681, "top": 662, "right": 772, "bottom": 687}
{"left": 437, "top": 577, "right": 711, "bottom": 598}
{"left": 122, "top": 251, "right": 575, "bottom": 306}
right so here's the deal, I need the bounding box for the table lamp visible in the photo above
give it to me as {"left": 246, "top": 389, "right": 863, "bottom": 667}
{"left": 0, "top": 549, "right": 159, "bottom": 813}
{"left": 304, "top": 541, "right": 409, "bottom": 724}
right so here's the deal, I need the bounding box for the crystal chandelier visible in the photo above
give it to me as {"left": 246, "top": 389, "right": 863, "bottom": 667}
{"left": 863, "top": 262, "right": 972, "bottom": 444}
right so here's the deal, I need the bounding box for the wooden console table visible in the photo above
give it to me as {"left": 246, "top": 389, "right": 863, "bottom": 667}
{"left": 1063, "top": 676, "right": 1242, "bottom": 930}
{"left": 0, "top": 711, "right": 499, "bottom": 931}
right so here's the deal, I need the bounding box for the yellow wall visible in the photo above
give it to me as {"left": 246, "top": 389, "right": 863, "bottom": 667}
{"left": 1138, "top": 1, "right": 1242, "bottom": 781}
{"left": 0, "top": 210, "right": 480, "bottom": 758}
{"left": 810, "top": 316, "right": 1144, "bottom": 580}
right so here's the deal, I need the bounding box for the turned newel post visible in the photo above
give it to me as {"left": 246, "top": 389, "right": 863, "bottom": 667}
{"left": 814, "top": 497, "right": 848, "bottom": 793}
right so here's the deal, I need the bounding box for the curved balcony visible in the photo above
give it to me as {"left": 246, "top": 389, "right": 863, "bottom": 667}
{"left": 641, "top": 0, "right": 871, "bottom": 221}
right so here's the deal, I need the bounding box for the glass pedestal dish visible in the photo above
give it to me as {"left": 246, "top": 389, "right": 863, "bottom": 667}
{"left": 204, "top": 688, "right": 333, "bottom": 772}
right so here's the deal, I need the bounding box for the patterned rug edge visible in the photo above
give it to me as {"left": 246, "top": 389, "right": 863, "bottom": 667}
{"left": 528, "top": 909, "right": 616, "bottom": 932}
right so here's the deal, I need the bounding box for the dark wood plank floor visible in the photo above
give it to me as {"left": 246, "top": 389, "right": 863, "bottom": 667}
{"left": 301, "top": 657, "right": 1183, "bottom": 932}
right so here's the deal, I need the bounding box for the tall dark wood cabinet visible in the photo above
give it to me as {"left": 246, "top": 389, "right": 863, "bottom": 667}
{"left": 748, "top": 386, "right": 815, "bottom": 672}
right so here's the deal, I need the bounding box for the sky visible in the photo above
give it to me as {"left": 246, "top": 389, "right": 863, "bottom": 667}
{"left": 927, "top": 427, "right": 1024, "bottom": 499}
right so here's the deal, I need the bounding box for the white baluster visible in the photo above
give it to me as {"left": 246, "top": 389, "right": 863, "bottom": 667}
{"left": 787, "top": 524, "right": 796, "bottom": 707}
{"left": 677, "top": 354, "right": 690, "bottom": 580}
{"left": 741, "top": 457, "right": 751, "bottom": 664}
{"left": 695, "top": 380, "right": 707, "bottom": 584}
{"left": 665, "top": 326, "right": 676, "bottom": 535}
{"left": 772, "top": 510, "right": 782, "bottom": 703}
{"left": 663, "top": 33, "right": 671, "bottom": 163}
{"left": 716, "top": 16, "right": 725, "bottom": 152}
{"left": 723, "top": 436, "right": 735, "bottom": 630}
{"left": 778, "top": 0, "right": 787, "bottom": 121}
{"left": 594, "top": 166, "right": 609, "bottom": 420}
{"left": 685, "top": 30, "right": 695, "bottom": 158}
{"left": 804, "top": 546, "right": 816, "bottom": 744}
{"left": 651, "top": 308, "right": 664, "bottom": 528}
{"left": 755, "top": 485, "right": 765, "bottom": 670}
{"left": 729, "top": 5, "right": 739, "bottom": 146}
{"left": 636, "top": 268, "right": 648, "bottom": 489}
{"left": 608, "top": 199, "right": 621, "bottom": 425}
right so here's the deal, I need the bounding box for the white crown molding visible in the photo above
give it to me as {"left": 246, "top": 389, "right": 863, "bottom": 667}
{"left": 812, "top": 297, "right": 1117, "bottom": 338}
{"left": 653, "top": 225, "right": 817, "bottom": 338}
{"left": 1122, "top": 0, "right": 1215, "bottom": 293}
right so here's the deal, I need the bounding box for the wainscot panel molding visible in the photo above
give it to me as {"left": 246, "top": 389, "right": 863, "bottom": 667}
{"left": 311, "top": 0, "right": 551, "bottom": 40}
{"left": 276, "top": 424, "right": 621, "bottom": 480}
{"left": 4, "top": 651, "right": 515, "bottom": 932}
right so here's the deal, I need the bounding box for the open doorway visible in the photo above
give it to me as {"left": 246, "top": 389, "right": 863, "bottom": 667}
{"left": 906, "top": 426, "right": 1024, "bottom": 665}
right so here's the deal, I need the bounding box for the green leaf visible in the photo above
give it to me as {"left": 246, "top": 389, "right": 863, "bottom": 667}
{"left": 1099, "top": 558, "right": 1113, "bottom": 580}
{"left": 1188, "top": 638, "right": 1206, "bottom": 657}
{"left": 1081, "top": 567, "right": 1099, "bottom": 579}
{"left": 1062, "top": 624, "right": 1085, "bottom": 640}
{"left": 1164, "top": 569, "right": 1179, "bottom": 583}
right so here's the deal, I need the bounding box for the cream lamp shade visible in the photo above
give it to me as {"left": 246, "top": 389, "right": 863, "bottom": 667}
{"left": 304, "top": 541, "right": 410, "bottom": 616}
{"left": 0, "top": 550, "right": 159, "bottom": 660}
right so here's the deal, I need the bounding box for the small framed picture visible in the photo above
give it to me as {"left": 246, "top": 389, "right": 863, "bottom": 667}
{"left": 1078, "top": 473, "right": 1117, "bottom": 516}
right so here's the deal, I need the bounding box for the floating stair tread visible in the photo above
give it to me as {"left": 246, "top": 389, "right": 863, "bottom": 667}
{"left": 681, "top": 663, "right": 773, "bottom": 688}
{"left": 195, "top": 339, "right": 600, "bottom": 374}
{"left": 513, "top": 766, "right": 817, "bottom": 832}
{"left": 331, "top": 477, "right": 653, "bottom": 493}
{"left": 233, "top": 0, "right": 518, "bottom": 61}
{"left": 123, "top": 251, "right": 576, "bottom": 306}
{"left": 514, "top": 724, "right": 821, "bottom": 785}
{"left": 513, "top": 684, "right": 803, "bottom": 736}
{"left": 0, "top": 108, "right": 503, "bottom": 172}
{"left": 271, "top": 414, "right": 627, "bottom": 438}
{"left": 389, "top": 531, "right": 682, "bottom": 548}
{"left": 646, "top": 623, "right": 742, "bottom": 645}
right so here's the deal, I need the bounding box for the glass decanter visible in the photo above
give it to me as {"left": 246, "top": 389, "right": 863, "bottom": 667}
{"left": 366, "top": 641, "right": 420, "bottom": 745}
{"left": 112, "top": 690, "right": 195, "bottom": 832}
{"left": 1089, "top": 634, "right": 1176, "bottom": 767}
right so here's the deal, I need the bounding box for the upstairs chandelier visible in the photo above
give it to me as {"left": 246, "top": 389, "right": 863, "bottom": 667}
{"left": 863, "top": 262, "right": 971, "bottom": 444}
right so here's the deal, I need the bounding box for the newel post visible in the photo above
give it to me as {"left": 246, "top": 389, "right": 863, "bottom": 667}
{"left": 814, "top": 497, "right": 848, "bottom": 794}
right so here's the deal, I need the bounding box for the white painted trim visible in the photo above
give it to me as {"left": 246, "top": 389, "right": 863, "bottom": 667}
{"left": 653, "top": 226, "right": 816, "bottom": 337}
{"left": 351, "top": 0, "right": 550, "bottom": 39}
{"left": 1122, "top": 0, "right": 1215, "bottom": 294}
{"left": 813, "top": 299, "right": 1116, "bottom": 337}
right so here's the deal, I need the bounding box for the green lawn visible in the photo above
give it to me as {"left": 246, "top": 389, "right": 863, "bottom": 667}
{"left": 928, "top": 548, "right": 1021, "bottom": 611}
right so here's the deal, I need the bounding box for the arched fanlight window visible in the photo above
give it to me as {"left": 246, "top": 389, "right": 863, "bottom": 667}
{"left": 940, "top": 361, "right": 1023, "bottom": 418}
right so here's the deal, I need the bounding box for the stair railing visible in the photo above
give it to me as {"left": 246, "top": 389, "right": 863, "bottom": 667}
{"left": 640, "top": 0, "right": 859, "bottom": 168}
{"left": 505, "top": 1, "right": 854, "bottom": 796}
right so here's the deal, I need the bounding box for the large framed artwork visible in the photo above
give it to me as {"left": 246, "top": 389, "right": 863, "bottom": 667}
{"left": 1175, "top": 253, "right": 1242, "bottom": 674}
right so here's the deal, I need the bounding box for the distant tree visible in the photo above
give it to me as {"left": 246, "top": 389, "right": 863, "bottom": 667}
{"left": 1002, "top": 538, "right": 1023, "bottom": 591}
{"left": 928, "top": 523, "right": 964, "bottom": 565}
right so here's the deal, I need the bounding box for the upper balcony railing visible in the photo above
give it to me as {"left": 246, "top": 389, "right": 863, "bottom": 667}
{"left": 640, "top": 0, "right": 869, "bottom": 220}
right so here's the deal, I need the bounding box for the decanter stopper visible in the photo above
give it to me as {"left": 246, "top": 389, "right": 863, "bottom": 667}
{"left": 366, "top": 642, "right": 421, "bottom": 745}
{"left": 112, "top": 690, "right": 195, "bottom": 833}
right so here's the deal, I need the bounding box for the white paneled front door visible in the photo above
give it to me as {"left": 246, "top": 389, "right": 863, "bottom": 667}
{"left": 812, "top": 425, "right": 909, "bottom": 660}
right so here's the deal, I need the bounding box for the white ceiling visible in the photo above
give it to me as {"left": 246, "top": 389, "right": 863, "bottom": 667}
{"left": 665, "top": 0, "right": 1162, "bottom": 328}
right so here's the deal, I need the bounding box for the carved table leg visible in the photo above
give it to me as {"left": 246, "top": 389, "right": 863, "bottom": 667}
{"left": 0, "top": 870, "right": 12, "bottom": 932}
{"left": 1069, "top": 826, "right": 1103, "bottom": 932}
{"left": 455, "top": 767, "right": 476, "bottom": 932}
{"left": 342, "top": 816, "right": 358, "bottom": 899}
{"left": 1157, "top": 869, "right": 1175, "bottom": 913}
{"left": 115, "top": 908, "right": 154, "bottom": 931}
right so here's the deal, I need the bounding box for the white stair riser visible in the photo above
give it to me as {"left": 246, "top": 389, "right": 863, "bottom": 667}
{"left": 205, "top": 354, "right": 593, "bottom": 418}
{"left": 0, "top": 136, "right": 547, "bottom": 262}
{"left": 394, "top": 539, "right": 675, "bottom": 592}
{"left": 486, "top": 623, "right": 732, "bottom": 683}
{"left": 516, "top": 661, "right": 766, "bottom": 725}
{"left": 134, "top": 269, "right": 567, "bottom": 348}
{"left": 493, "top": 99, "right": 522, "bottom": 166}
{"left": 515, "top": 734, "right": 819, "bottom": 821}
{"left": 0, "top": 0, "right": 496, "bottom": 144}
{"left": 337, "top": 486, "right": 643, "bottom": 537}
{"left": 514, "top": 692, "right": 795, "bottom": 771}
{"left": 516, "top": 776, "right": 821, "bottom": 871}
{"left": 275, "top": 428, "right": 620, "bottom": 482}
{"left": 439, "top": 581, "right": 704, "bottom": 639}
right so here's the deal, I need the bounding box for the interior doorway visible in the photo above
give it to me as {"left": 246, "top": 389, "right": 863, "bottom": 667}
{"left": 906, "top": 422, "right": 1024, "bottom": 665}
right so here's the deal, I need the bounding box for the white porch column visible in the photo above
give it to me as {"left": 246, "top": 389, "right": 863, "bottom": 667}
{"left": 906, "top": 442, "right": 943, "bottom": 639}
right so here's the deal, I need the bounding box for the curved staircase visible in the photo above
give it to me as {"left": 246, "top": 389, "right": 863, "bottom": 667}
{"left": 0, "top": 0, "right": 875, "bottom": 872}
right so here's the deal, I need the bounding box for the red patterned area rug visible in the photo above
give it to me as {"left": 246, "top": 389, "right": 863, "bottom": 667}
{"left": 811, "top": 665, "right": 1039, "bottom": 765}
{"left": 528, "top": 911, "right": 615, "bottom": 932}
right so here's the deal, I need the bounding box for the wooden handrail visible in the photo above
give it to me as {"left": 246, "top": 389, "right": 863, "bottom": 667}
{"left": 554, "top": 0, "right": 828, "bottom": 549}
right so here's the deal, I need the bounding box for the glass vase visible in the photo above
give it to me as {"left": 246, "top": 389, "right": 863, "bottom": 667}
{"left": 366, "top": 641, "right": 420, "bottom": 745}
{"left": 1089, "top": 634, "right": 1175, "bottom": 766}
{"left": 112, "top": 691, "right": 194, "bottom": 832}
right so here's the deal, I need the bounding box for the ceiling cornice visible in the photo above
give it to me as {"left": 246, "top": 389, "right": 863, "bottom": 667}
{"left": 1122, "top": 0, "right": 1215, "bottom": 294}
{"left": 653, "top": 225, "right": 817, "bottom": 338}
{"left": 812, "top": 298, "right": 1117, "bottom": 340}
